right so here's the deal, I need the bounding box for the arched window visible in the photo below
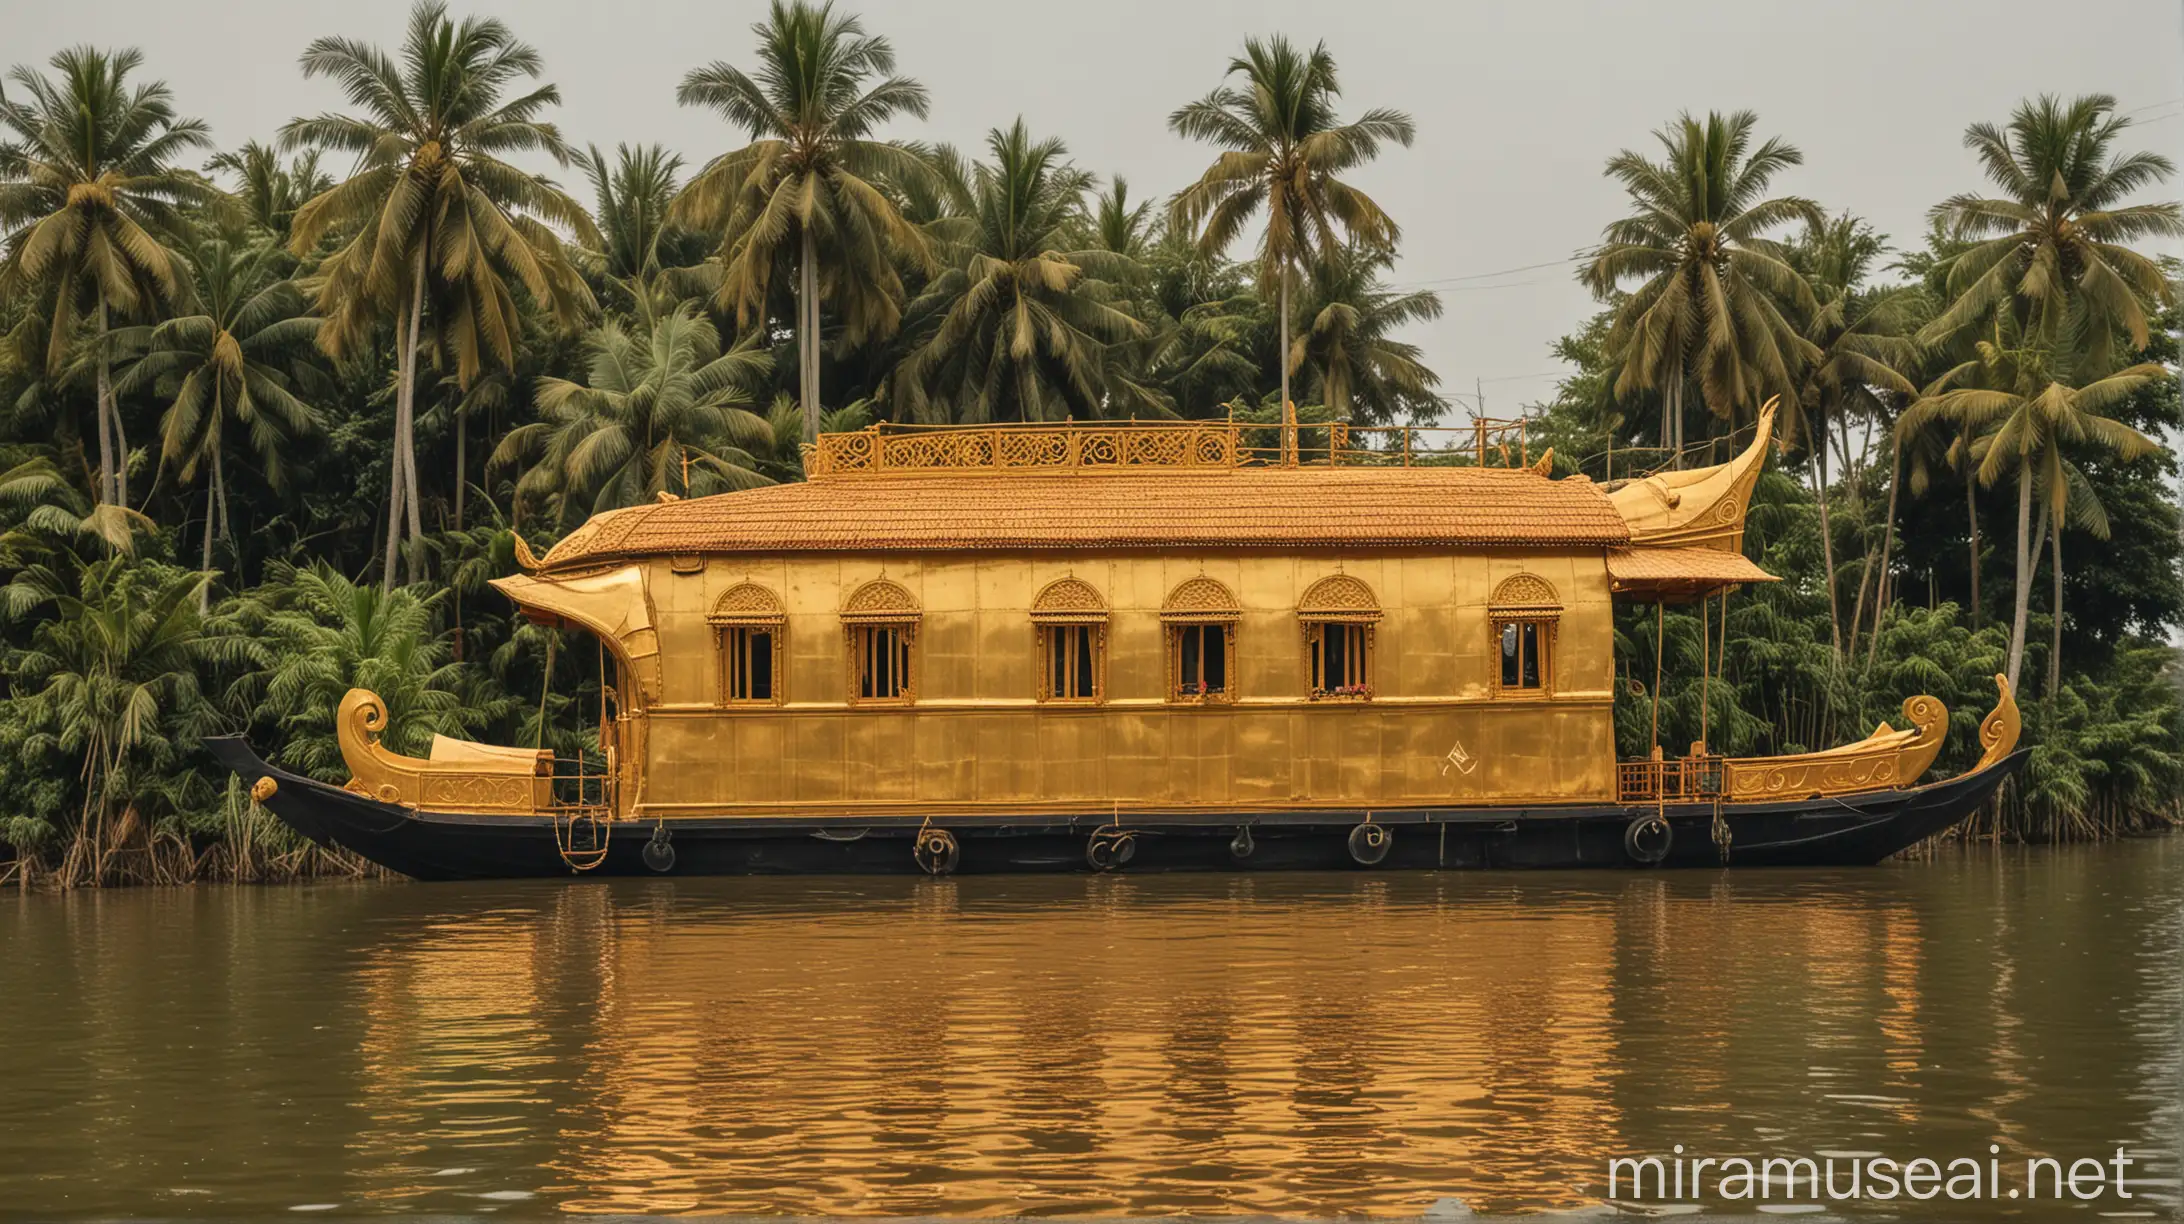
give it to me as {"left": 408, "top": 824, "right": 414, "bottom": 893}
{"left": 1031, "top": 577, "right": 1108, "bottom": 703}
{"left": 1489, "top": 574, "right": 1561, "bottom": 697}
{"left": 710, "top": 582, "right": 785, "bottom": 705}
{"left": 841, "top": 579, "right": 921, "bottom": 705}
{"left": 1161, "top": 577, "right": 1240, "bottom": 703}
{"left": 1299, "top": 575, "right": 1381, "bottom": 700}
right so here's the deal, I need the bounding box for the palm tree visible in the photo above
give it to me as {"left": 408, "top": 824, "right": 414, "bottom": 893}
{"left": 280, "top": 1, "right": 598, "bottom": 589}
{"left": 1085, "top": 176, "right": 1156, "bottom": 258}
{"left": 113, "top": 234, "right": 323, "bottom": 606}
{"left": 1168, "top": 36, "right": 1414, "bottom": 455}
{"left": 1786, "top": 214, "right": 1920, "bottom": 655}
{"left": 0, "top": 452, "right": 151, "bottom": 565}
{"left": 4, "top": 555, "right": 228, "bottom": 885}
{"left": 1923, "top": 94, "right": 2182, "bottom": 371}
{"left": 239, "top": 562, "right": 475, "bottom": 783}
{"left": 582, "top": 142, "right": 712, "bottom": 321}
{"left": 1923, "top": 337, "right": 2163, "bottom": 693}
{"left": 205, "top": 141, "right": 330, "bottom": 238}
{"left": 1290, "top": 241, "right": 1444, "bottom": 427}
{"left": 892, "top": 121, "right": 1146, "bottom": 423}
{"left": 1581, "top": 110, "right": 1820, "bottom": 464}
{"left": 494, "top": 305, "right": 774, "bottom": 527}
{"left": 672, "top": 0, "right": 931, "bottom": 448}
{"left": 0, "top": 46, "right": 218, "bottom": 507}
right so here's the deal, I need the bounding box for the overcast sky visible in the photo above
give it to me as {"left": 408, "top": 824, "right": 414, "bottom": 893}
{"left": 14, "top": 0, "right": 2184, "bottom": 419}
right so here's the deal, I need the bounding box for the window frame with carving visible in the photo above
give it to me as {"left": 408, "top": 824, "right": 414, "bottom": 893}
{"left": 1161, "top": 577, "right": 1240, "bottom": 705}
{"left": 841, "top": 579, "right": 921, "bottom": 707}
{"left": 1031, "top": 578, "right": 1108, "bottom": 704}
{"left": 1298, "top": 575, "right": 1382, "bottom": 701}
{"left": 709, "top": 583, "right": 787, "bottom": 707}
{"left": 1488, "top": 574, "right": 1561, "bottom": 699}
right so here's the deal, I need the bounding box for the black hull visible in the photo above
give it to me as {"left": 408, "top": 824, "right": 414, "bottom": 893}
{"left": 204, "top": 737, "right": 2029, "bottom": 882}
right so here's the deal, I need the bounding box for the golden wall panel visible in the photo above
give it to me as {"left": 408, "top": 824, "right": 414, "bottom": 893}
{"left": 612, "top": 548, "right": 1619, "bottom": 815}
{"left": 1228, "top": 710, "right": 1293, "bottom": 803}
{"left": 1034, "top": 711, "right": 1106, "bottom": 800}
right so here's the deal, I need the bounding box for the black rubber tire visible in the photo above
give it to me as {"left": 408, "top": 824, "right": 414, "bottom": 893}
{"left": 641, "top": 825, "right": 676, "bottom": 873}
{"left": 1624, "top": 815, "right": 1673, "bottom": 865}
{"left": 1347, "top": 822, "right": 1392, "bottom": 866}
{"left": 913, "top": 828, "right": 960, "bottom": 875}
{"left": 1229, "top": 825, "right": 1255, "bottom": 860}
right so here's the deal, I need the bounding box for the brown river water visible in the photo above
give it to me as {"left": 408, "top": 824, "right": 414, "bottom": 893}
{"left": 2, "top": 840, "right": 2181, "bottom": 1220}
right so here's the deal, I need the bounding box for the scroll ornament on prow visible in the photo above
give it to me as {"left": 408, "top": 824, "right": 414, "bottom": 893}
{"left": 334, "top": 688, "right": 552, "bottom": 814}
{"left": 1974, "top": 674, "right": 2021, "bottom": 772}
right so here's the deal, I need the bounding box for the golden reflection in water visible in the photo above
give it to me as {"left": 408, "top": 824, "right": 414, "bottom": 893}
{"left": 350, "top": 893, "right": 617, "bottom": 1208}
{"left": 333, "top": 875, "right": 1966, "bottom": 1216}
{"left": 5, "top": 849, "right": 2181, "bottom": 1218}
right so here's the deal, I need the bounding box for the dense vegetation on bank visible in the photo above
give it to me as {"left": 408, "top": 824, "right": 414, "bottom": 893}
{"left": 0, "top": 2, "right": 2178, "bottom": 885}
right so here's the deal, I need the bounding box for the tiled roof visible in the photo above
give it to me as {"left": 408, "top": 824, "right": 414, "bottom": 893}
{"left": 1606, "top": 546, "right": 1779, "bottom": 585}
{"left": 538, "top": 467, "right": 1631, "bottom": 567}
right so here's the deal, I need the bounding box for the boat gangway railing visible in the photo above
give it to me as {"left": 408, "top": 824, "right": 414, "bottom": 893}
{"left": 545, "top": 756, "right": 615, "bottom": 814}
{"left": 1615, "top": 754, "right": 1727, "bottom": 805}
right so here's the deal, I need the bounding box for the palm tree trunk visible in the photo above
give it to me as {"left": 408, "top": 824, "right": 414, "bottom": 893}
{"left": 1812, "top": 437, "right": 1842, "bottom": 656}
{"left": 1863, "top": 440, "right": 1902, "bottom": 670}
{"left": 199, "top": 479, "right": 216, "bottom": 613}
{"left": 800, "top": 227, "right": 820, "bottom": 448}
{"left": 1965, "top": 461, "right": 1982, "bottom": 627}
{"left": 1668, "top": 375, "right": 1686, "bottom": 465}
{"left": 95, "top": 295, "right": 116, "bottom": 506}
{"left": 2048, "top": 508, "right": 2064, "bottom": 702}
{"left": 402, "top": 400, "right": 424, "bottom": 587}
{"left": 453, "top": 410, "right": 466, "bottom": 532}
{"left": 2006, "top": 464, "right": 2033, "bottom": 690}
{"left": 382, "top": 445, "right": 406, "bottom": 593}
{"left": 215, "top": 441, "right": 230, "bottom": 543}
{"left": 1280, "top": 263, "right": 1294, "bottom": 466}
{"left": 386, "top": 246, "right": 427, "bottom": 591}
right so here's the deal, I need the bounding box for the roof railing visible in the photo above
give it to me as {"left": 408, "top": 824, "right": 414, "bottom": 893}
{"left": 803, "top": 417, "right": 1534, "bottom": 477}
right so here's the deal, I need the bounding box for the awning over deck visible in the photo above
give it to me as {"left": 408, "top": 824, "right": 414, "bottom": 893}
{"left": 1607, "top": 546, "right": 1779, "bottom": 602}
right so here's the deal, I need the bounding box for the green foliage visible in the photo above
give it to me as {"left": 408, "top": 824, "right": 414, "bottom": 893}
{"left": 0, "top": 18, "right": 2178, "bottom": 884}
{"left": 1922, "top": 94, "right": 2182, "bottom": 371}
{"left": 892, "top": 121, "right": 1147, "bottom": 422}
{"left": 0, "top": 45, "right": 220, "bottom": 506}
{"left": 0, "top": 556, "right": 232, "bottom": 878}
{"left": 495, "top": 305, "right": 775, "bottom": 524}
{"left": 672, "top": 0, "right": 932, "bottom": 443}
{"left": 1581, "top": 110, "right": 1820, "bottom": 450}
{"left": 225, "top": 563, "right": 484, "bottom": 782}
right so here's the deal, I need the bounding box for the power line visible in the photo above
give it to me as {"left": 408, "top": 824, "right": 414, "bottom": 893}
{"left": 1394, "top": 252, "right": 1596, "bottom": 286}
{"left": 1479, "top": 370, "right": 1566, "bottom": 384}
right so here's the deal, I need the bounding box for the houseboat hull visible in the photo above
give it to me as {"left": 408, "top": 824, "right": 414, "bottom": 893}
{"left": 204, "top": 736, "right": 2027, "bottom": 882}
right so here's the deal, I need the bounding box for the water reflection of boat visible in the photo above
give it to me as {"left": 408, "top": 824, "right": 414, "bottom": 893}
{"left": 208, "top": 405, "right": 2024, "bottom": 879}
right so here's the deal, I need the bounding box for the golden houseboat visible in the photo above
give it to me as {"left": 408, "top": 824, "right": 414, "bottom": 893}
{"left": 209, "top": 405, "right": 2025, "bottom": 879}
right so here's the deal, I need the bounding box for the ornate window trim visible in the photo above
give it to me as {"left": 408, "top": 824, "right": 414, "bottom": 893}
{"left": 1298, "top": 575, "right": 1381, "bottom": 701}
{"left": 709, "top": 583, "right": 786, "bottom": 706}
{"left": 1161, "top": 577, "right": 1239, "bottom": 704}
{"left": 1488, "top": 573, "right": 1560, "bottom": 699}
{"left": 1031, "top": 578, "right": 1109, "bottom": 703}
{"left": 841, "top": 579, "right": 921, "bottom": 706}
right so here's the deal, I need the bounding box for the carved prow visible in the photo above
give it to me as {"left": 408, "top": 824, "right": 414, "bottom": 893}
{"left": 336, "top": 688, "right": 551, "bottom": 813}
{"left": 1723, "top": 692, "right": 1946, "bottom": 799}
